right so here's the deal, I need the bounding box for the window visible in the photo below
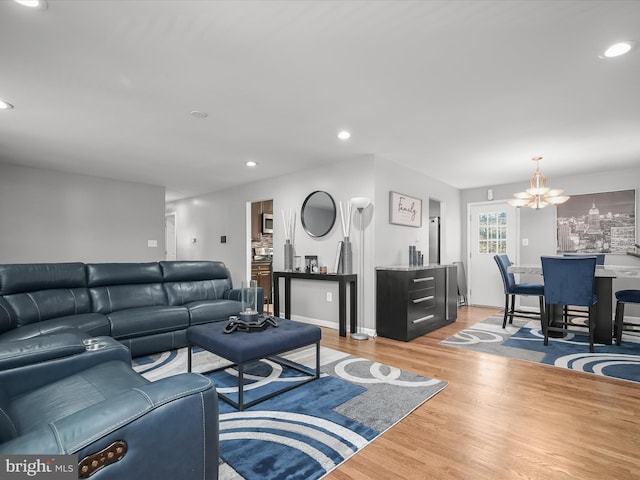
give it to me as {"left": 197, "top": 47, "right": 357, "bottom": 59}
{"left": 478, "top": 211, "right": 507, "bottom": 254}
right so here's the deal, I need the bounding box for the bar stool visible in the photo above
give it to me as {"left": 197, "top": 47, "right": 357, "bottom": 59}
{"left": 541, "top": 256, "right": 598, "bottom": 352}
{"left": 614, "top": 290, "right": 640, "bottom": 345}
{"left": 494, "top": 254, "right": 544, "bottom": 328}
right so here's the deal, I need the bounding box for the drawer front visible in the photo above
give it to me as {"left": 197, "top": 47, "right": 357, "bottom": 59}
{"left": 407, "top": 287, "right": 437, "bottom": 324}
{"left": 407, "top": 271, "right": 436, "bottom": 291}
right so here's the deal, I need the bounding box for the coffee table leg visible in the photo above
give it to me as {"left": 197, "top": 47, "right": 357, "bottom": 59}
{"left": 238, "top": 363, "right": 245, "bottom": 410}
{"left": 188, "top": 345, "right": 192, "bottom": 372}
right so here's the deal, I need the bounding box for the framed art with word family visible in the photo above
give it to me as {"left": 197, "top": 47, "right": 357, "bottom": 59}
{"left": 389, "top": 191, "right": 422, "bottom": 227}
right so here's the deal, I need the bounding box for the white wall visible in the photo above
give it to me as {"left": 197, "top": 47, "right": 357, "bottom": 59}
{"left": 460, "top": 166, "right": 640, "bottom": 314}
{"left": 0, "top": 163, "right": 166, "bottom": 263}
{"left": 166, "top": 155, "right": 463, "bottom": 334}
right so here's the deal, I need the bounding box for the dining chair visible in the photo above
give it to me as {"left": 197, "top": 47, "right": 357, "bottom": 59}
{"left": 494, "top": 254, "right": 544, "bottom": 328}
{"left": 541, "top": 256, "right": 598, "bottom": 352}
{"left": 614, "top": 289, "right": 640, "bottom": 345}
{"left": 561, "top": 253, "right": 605, "bottom": 323}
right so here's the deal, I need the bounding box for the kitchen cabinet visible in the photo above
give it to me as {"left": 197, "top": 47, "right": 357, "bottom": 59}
{"left": 251, "top": 261, "right": 272, "bottom": 303}
{"left": 376, "top": 265, "right": 457, "bottom": 341}
{"left": 251, "top": 200, "right": 274, "bottom": 241}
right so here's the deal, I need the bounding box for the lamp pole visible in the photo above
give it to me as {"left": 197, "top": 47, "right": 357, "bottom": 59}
{"left": 350, "top": 197, "right": 371, "bottom": 341}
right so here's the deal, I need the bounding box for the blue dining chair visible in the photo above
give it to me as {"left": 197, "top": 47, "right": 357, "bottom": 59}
{"left": 562, "top": 253, "right": 605, "bottom": 323}
{"left": 614, "top": 289, "right": 640, "bottom": 345}
{"left": 494, "top": 254, "right": 545, "bottom": 328}
{"left": 541, "top": 256, "right": 598, "bottom": 352}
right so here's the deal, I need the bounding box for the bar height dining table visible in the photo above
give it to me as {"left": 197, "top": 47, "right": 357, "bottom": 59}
{"left": 508, "top": 264, "right": 640, "bottom": 345}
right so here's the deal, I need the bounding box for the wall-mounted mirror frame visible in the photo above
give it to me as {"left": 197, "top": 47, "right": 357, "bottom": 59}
{"left": 301, "top": 191, "right": 336, "bottom": 238}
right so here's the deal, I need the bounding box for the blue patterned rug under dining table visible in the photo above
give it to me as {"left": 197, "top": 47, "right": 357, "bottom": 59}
{"left": 441, "top": 314, "right": 640, "bottom": 383}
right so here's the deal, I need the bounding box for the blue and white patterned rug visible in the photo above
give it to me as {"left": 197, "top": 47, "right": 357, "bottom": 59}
{"left": 132, "top": 345, "right": 447, "bottom": 480}
{"left": 441, "top": 314, "right": 640, "bottom": 383}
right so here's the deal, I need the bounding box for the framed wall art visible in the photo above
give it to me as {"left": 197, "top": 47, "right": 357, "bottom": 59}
{"left": 389, "top": 191, "right": 422, "bottom": 228}
{"left": 556, "top": 189, "right": 636, "bottom": 254}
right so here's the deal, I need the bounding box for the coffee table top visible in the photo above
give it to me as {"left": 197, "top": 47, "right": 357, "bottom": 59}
{"left": 187, "top": 317, "right": 321, "bottom": 364}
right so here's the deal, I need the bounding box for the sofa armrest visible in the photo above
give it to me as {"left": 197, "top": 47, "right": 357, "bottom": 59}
{"left": 0, "top": 332, "right": 87, "bottom": 371}
{"left": 0, "top": 336, "right": 132, "bottom": 396}
{"left": 0, "top": 373, "right": 219, "bottom": 480}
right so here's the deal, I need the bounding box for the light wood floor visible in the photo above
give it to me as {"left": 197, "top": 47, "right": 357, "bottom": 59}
{"left": 321, "top": 306, "right": 640, "bottom": 480}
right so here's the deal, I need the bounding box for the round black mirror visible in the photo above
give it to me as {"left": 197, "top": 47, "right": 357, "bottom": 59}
{"left": 301, "top": 191, "right": 336, "bottom": 238}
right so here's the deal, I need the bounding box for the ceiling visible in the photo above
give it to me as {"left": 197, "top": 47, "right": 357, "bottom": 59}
{"left": 1, "top": 1, "right": 639, "bottom": 202}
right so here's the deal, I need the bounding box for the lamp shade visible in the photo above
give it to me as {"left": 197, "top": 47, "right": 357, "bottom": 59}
{"left": 350, "top": 197, "right": 371, "bottom": 210}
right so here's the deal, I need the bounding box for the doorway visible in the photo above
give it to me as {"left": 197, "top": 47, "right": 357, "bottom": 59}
{"left": 428, "top": 198, "right": 441, "bottom": 264}
{"left": 165, "top": 213, "right": 177, "bottom": 261}
{"left": 467, "top": 201, "right": 519, "bottom": 307}
{"left": 249, "top": 199, "right": 274, "bottom": 313}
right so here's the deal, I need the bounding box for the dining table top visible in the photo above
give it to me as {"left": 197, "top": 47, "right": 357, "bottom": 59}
{"left": 508, "top": 264, "right": 640, "bottom": 279}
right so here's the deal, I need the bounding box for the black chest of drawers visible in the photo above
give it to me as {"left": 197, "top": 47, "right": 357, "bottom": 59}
{"left": 376, "top": 266, "right": 457, "bottom": 341}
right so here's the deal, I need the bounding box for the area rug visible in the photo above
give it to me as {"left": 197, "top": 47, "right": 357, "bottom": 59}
{"left": 441, "top": 314, "right": 640, "bottom": 383}
{"left": 132, "top": 345, "right": 447, "bottom": 480}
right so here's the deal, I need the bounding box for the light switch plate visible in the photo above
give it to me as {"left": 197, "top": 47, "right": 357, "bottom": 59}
{"left": 147, "top": 240, "right": 158, "bottom": 247}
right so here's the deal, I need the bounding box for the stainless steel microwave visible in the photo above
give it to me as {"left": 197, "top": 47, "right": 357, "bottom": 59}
{"left": 262, "top": 213, "right": 273, "bottom": 234}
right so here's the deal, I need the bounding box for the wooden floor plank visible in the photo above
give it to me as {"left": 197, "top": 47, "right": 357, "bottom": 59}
{"left": 321, "top": 306, "right": 640, "bottom": 480}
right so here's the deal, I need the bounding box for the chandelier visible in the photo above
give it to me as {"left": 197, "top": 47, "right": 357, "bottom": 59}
{"left": 508, "top": 156, "right": 570, "bottom": 209}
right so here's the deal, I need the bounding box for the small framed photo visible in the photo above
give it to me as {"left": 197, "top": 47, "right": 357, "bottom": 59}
{"left": 389, "top": 191, "right": 422, "bottom": 227}
{"left": 305, "top": 255, "right": 319, "bottom": 273}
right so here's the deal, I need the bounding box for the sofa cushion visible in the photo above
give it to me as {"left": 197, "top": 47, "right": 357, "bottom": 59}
{"left": 6, "top": 360, "right": 149, "bottom": 437}
{"left": 90, "top": 284, "right": 168, "bottom": 314}
{"left": 107, "top": 306, "right": 189, "bottom": 339}
{"left": 0, "top": 263, "right": 92, "bottom": 332}
{"left": 160, "top": 261, "right": 231, "bottom": 282}
{"left": 0, "top": 263, "right": 87, "bottom": 296}
{"left": 186, "top": 299, "right": 243, "bottom": 325}
{"left": 3, "top": 288, "right": 93, "bottom": 328}
{"left": 86, "top": 262, "right": 163, "bottom": 287}
{"left": 0, "top": 314, "right": 108, "bottom": 342}
{"left": 161, "top": 261, "right": 233, "bottom": 306}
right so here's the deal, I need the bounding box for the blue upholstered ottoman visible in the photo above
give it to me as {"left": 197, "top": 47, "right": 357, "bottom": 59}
{"left": 187, "top": 318, "right": 321, "bottom": 410}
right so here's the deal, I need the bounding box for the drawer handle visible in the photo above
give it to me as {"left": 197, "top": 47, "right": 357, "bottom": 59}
{"left": 412, "top": 295, "right": 435, "bottom": 304}
{"left": 413, "top": 277, "right": 434, "bottom": 283}
{"left": 412, "top": 315, "right": 435, "bottom": 324}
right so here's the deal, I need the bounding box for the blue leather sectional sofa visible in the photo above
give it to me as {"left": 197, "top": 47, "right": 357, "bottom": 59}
{"left": 0, "top": 260, "right": 264, "bottom": 357}
{"left": 0, "top": 260, "right": 258, "bottom": 478}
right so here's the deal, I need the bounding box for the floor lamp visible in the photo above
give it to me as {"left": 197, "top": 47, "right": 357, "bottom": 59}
{"left": 350, "top": 197, "right": 371, "bottom": 340}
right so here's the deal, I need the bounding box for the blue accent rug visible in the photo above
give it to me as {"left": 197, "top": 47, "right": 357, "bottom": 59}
{"left": 132, "top": 345, "right": 447, "bottom": 480}
{"left": 441, "top": 314, "right": 640, "bottom": 383}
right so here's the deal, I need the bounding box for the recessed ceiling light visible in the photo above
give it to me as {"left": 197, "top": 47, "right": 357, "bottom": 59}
{"left": 189, "top": 110, "right": 208, "bottom": 119}
{"left": 0, "top": 100, "right": 14, "bottom": 110}
{"left": 14, "top": 0, "right": 48, "bottom": 9}
{"left": 338, "top": 130, "right": 351, "bottom": 140}
{"left": 601, "top": 41, "right": 634, "bottom": 58}
{"left": 246, "top": 161, "right": 257, "bottom": 167}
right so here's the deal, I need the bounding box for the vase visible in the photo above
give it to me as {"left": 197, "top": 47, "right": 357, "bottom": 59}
{"left": 341, "top": 237, "right": 352, "bottom": 274}
{"left": 284, "top": 240, "right": 294, "bottom": 270}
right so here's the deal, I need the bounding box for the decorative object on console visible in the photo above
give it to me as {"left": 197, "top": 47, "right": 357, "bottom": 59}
{"left": 282, "top": 209, "right": 295, "bottom": 270}
{"left": 350, "top": 196, "right": 372, "bottom": 340}
{"left": 305, "top": 255, "right": 319, "bottom": 273}
{"left": 389, "top": 191, "right": 422, "bottom": 227}
{"left": 508, "top": 156, "right": 570, "bottom": 209}
{"left": 240, "top": 280, "right": 259, "bottom": 322}
{"left": 338, "top": 200, "right": 353, "bottom": 274}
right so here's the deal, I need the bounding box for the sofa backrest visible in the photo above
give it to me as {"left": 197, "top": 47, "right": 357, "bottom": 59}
{"left": 160, "top": 261, "right": 233, "bottom": 306}
{"left": 0, "top": 263, "right": 91, "bottom": 333}
{"left": 87, "top": 263, "right": 167, "bottom": 314}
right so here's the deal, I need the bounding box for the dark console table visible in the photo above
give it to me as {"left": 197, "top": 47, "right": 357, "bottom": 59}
{"left": 272, "top": 271, "right": 357, "bottom": 337}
